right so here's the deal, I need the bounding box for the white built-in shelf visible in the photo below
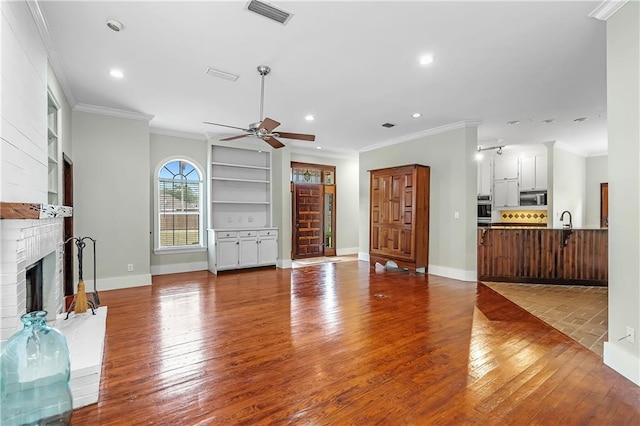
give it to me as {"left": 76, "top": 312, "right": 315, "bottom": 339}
{"left": 211, "top": 177, "right": 270, "bottom": 184}
{"left": 211, "top": 201, "right": 270, "bottom": 205}
{"left": 211, "top": 161, "right": 270, "bottom": 170}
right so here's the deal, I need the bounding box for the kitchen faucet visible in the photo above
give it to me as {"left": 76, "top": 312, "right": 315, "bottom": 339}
{"left": 560, "top": 210, "right": 573, "bottom": 229}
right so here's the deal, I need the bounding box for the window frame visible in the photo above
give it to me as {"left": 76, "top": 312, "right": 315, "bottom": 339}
{"left": 154, "top": 157, "right": 206, "bottom": 254}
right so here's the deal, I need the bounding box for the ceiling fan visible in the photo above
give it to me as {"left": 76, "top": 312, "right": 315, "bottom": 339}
{"left": 204, "top": 65, "right": 316, "bottom": 149}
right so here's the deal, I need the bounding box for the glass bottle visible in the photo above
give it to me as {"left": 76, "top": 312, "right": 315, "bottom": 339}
{"left": 1, "top": 311, "right": 72, "bottom": 425}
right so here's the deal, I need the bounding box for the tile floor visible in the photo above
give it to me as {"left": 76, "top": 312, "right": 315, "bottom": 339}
{"left": 482, "top": 282, "right": 608, "bottom": 357}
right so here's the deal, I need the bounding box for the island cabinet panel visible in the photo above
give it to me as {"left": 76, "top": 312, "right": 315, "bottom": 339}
{"left": 369, "top": 164, "right": 430, "bottom": 274}
{"left": 477, "top": 228, "right": 608, "bottom": 286}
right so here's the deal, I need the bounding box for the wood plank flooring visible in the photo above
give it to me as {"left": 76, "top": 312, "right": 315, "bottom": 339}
{"left": 70, "top": 261, "right": 640, "bottom": 425}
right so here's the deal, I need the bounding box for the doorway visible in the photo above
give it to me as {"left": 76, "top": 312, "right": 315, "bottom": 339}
{"left": 63, "top": 154, "right": 74, "bottom": 296}
{"left": 600, "top": 183, "right": 608, "bottom": 228}
{"left": 291, "top": 162, "right": 336, "bottom": 259}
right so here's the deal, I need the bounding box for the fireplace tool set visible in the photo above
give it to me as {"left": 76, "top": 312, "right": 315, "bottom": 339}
{"left": 64, "top": 236, "right": 98, "bottom": 319}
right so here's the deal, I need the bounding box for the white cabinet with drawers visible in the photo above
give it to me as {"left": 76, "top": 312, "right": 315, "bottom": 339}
{"left": 208, "top": 228, "right": 278, "bottom": 273}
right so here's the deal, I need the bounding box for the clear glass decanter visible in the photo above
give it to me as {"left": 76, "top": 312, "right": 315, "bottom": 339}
{"left": 1, "top": 311, "right": 73, "bottom": 425}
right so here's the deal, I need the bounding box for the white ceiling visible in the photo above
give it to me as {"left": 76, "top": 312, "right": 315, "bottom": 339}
{"left": 38, "top": 1, "right": 607, "bottom": 156}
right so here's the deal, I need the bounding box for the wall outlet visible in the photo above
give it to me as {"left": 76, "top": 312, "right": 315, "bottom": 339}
{"left": 127, "top": 264, "right": 133, "bottom": 272}
{"left": 626, "top": 326, "right": 635, "bottom": 344}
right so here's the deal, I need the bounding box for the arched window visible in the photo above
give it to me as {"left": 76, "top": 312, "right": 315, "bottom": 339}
{"left": 157, "top": 159, "right": 203, "bottom": 249}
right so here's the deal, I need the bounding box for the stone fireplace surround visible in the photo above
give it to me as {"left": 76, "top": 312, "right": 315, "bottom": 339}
{"left": 1, "top": 202, "right": 106, "bottom": 408}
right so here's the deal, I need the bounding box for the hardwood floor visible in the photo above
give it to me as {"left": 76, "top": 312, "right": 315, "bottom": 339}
{"left": 71, "top": 261, "right": 640, "bottom": 425}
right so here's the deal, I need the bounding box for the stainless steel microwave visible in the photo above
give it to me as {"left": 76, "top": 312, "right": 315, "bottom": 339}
{"left": 520, "top": 191, "right": 547, "bottom": 206}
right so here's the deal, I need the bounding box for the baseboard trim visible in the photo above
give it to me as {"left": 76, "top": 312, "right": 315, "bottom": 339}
{"left": 358, "top": 252, "right": 370, "bottom": 262}
{"left": 278, "top": 258, "right": 292, "bottom": 269}
{"left": 427, "top": 265, "right": 477, "bottom": 282}
{"left": 150, "top": 261, "right": 208, "bottom": 276}
{"left": 337, "top": 247, "right": 359, "bottom": 256}
{"left": 603, "top": 342, "right": 640, "bottom": 386}
{"left": 82, "top": 274, "right": 151, "bottom": 291}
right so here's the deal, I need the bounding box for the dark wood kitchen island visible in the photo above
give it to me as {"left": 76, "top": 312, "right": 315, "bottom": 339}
{"left": 477, "top": 227, "right": 608, "bottom": 286}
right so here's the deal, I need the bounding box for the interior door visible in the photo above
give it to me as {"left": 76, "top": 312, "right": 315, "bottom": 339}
{"left": 293, "top": 183, "right": 324, "bottom": 259}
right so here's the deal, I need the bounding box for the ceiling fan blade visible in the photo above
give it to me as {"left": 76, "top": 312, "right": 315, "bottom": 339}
{"left": 220, "top": 134, "right": 251, "bottom": 141}
{"left": 204, "top": 121, "right": 251, "bottom": 132}
{"left": 275, "top": 132, "right": 316, "bottom": 142}
{"left": 264, "top": 136, "right": 285, "bottom": 149}
{"left": 260, "top": 117, "right": 281, "bottom": 133}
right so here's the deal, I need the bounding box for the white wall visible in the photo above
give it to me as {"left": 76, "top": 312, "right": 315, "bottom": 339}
{"left": 72, "top": 111, "right": 151, "bottom": 290}
{"left": 149, "top": 132, "right": 208, "bottom": 275}
{"left": 604, "top": 0, "right": 640, "bottom": 386}
{"left": 0, "top": 1, "right": 48, "bottom": 203}
{"left": 290, "top": 152, "right": 359, "bottom": 254}
{"left": 359, "top": 124, "right": 478, "bottom": 281}
{"left": 549, "top": 144, "right": 586, "bottom": 228}
{"left": 585, "top": 155, "right": 607, "bottom": 229}
{"left": 271, "top": 146, "right": 292, "bottom": 268}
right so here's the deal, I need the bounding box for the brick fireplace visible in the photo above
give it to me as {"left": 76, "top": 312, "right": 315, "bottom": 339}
{"left": 0, "top": 206, "right": 69, "bottom": 344}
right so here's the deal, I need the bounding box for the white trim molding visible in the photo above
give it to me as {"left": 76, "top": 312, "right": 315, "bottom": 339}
{"left": 83, "top": 274, "right": 151, "bottom": 291}
{"left": 151, "top": 127, "right": 207, "bottom": 141}
{"left": 74, "top": 103, "right": 155, "bottom": 122}
{"left": 603, "top": 342, "right": 640, "bottom": 385}
{"left": 359, "top": 120, "right": 482, "bottom": 153}
{"left": 589, "top": 0, "right": 630, "bottom": 21}
{"left": 150, "top": 261, "right": 209, "bottom": 276}
{"left": 27, "top": 0, "right": 77, "bottom": 106}
{"left": 428, "top": 265, "right": 477, "bottom": 282}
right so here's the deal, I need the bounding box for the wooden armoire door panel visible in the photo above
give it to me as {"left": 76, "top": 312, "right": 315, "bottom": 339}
{"left": 369, "top": 164, "right": 430, "bottom": 274}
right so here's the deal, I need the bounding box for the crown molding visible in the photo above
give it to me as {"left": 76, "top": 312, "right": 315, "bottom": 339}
{"left": 289, "top": 145, "right": 358, "bottom": 160}
{"left": 589, "top": 0, "right": 629, "bottom": 21}
{"left": 74, "top": 103, "right": 155, "bottom": 122}
{"left": 150, "top": 127, "right": 207, "bottom": 141}
{"left": 359, "top": 120, "right": 483, "bottom": 153}
{"left": 26, "top": 0, "right": 77, "bottom": 106}
{"left": 544, "top": 140, "right": 588, "bottom": 157}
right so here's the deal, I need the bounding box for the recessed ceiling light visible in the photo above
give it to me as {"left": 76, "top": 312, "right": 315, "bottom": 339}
{"left": 305, "top": 114, "right": 315, "bottom": 121}
{"left": 106, "top": 19, "right": 124, "bottom": 32}
{"left": 316, "top": 146, "right": 322, "bottom": 150}
{"left": 574, "top": 117, "right": 588, "bottom": 122}
{"left": 419, "top": 54, "right": 434, "bottom": 65}
{"left": 507, "top": 120, "right": 520, "bottom": 125}
{"left": 110, "top": 69, "right": 124, "bottom": 79}
{"left": 411, "top": 113, "right": 422, "bottom": 118}
{"left": 542, "top": 119, "right": 555, "bottom": 124}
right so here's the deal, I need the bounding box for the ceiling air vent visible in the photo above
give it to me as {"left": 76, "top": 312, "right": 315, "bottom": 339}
{"left": 382, "top": 123, "right": 396, "bottom": 128}
{"left": 205, "top": 67, "right": 239, "bottom": 81}
{"left": 245, "top": 0, "right": 293, "bottom": 25}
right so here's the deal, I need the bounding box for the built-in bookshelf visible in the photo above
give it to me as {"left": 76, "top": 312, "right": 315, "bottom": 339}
{"left": 47, "top": 91, "right": 59, "bottom": 205}
{"left": 209, "top": 145, "right": 272, "bottom": 229}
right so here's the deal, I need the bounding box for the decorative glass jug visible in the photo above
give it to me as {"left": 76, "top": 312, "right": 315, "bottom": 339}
{"left": 1, "top": 311, "right": 72, "bottom": 425}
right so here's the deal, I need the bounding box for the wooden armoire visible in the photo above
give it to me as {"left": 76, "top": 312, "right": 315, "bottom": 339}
{"left": 369, "top": 164, "right": 430, "bottom": 274}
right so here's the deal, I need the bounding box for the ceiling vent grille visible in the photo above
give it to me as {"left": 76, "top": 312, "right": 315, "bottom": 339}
{"left": 246, "top": 0, "right": 293, "bottom": 25}
{"left": 205, "top": 67, "right": 239, "bottom": 81}
{"left": 382, "top": 123, "right": 396, "bottom": 128}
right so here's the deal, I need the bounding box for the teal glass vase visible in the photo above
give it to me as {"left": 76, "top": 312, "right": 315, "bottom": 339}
{"left": 1, "top": 311, "right": 73, "bottom": 425}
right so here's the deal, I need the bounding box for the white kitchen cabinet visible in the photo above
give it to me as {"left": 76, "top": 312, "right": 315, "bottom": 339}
{"left": 494, "top": 179, "right": 519, "bottom": 207}
{"left": 209, "top": 228, "right": 278, "bottom": 272}
{"left": 493, "top": 157, "right": 519, "bottom": 180}
{"left": 477, "top": 156, "right": 492, "bottom": 196}
{"left": 519, "top": 154, "right": 547, "bottom": 190}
